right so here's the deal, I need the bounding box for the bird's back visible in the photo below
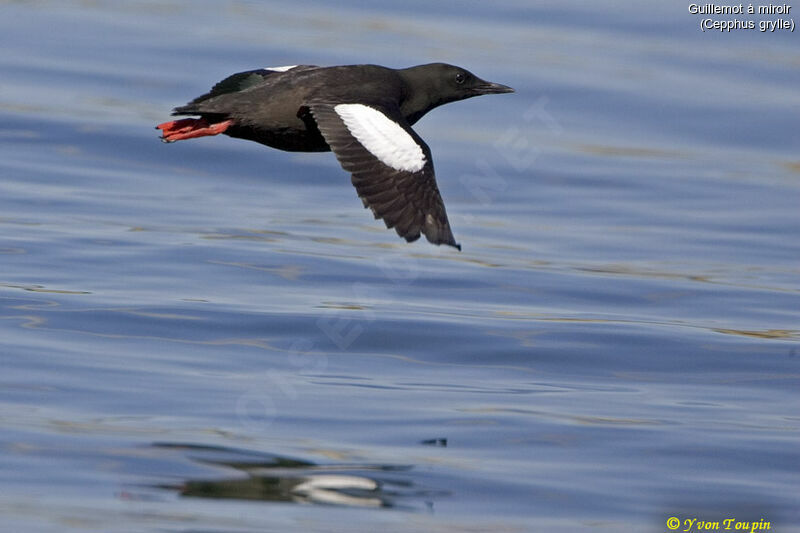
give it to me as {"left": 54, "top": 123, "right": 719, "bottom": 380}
{"left": 171, "top": 65, "right": 406, "bottom": 152}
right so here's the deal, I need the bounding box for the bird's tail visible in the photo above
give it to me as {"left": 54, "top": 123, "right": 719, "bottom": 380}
{"left": 155, "top": 118, "right": 234, "bottom": 143}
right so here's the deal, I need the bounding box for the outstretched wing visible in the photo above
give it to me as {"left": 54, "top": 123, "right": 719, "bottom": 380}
{"left": 308, "top": 101, "right": 460, "bottom": 250}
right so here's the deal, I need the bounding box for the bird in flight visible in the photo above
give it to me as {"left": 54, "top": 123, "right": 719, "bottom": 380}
{"left": 157, "top": 63, "right": 514, "bottom": 250}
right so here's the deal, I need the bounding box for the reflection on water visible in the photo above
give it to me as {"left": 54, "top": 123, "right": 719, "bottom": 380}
{"left": 152, "top": 443, "right": 428, "bottom": 509}
{"left": 712, "top": 328, "right": 797, "bottom": 340}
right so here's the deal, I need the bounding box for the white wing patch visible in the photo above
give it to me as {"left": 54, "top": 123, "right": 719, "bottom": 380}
{"left": 333, "top": 103, "right": 426, "bottom": 172}
{"left": 265, "top": 65, "right": 297, "bottom": 72}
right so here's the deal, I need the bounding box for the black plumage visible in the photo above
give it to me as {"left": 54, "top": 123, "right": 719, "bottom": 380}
{"left": 157, "top": 63, "right": 513, "bottom": 249}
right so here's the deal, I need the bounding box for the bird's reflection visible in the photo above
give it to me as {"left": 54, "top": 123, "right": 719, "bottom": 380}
{"left": 151, "top": 442, "right": 439, "bottom": 509}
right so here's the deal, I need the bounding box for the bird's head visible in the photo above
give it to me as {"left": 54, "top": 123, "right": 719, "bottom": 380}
{"left": 399, "top": 63, "right": 514, "bottom": 122}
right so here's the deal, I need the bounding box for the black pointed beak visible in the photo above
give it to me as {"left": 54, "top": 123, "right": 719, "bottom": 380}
{"left": 474, "top": 80, "right": 515, "bottom": 95}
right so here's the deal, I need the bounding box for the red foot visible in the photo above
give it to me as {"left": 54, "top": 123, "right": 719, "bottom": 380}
{"left": 156, "top": 118, "right": 234, "bottom": 142}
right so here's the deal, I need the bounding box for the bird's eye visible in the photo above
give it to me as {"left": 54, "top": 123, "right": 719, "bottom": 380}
{"left": 454, "top": 73, "right": 465, "bottom": 84}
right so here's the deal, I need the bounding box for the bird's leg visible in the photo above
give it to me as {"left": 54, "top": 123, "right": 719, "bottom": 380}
{"left": 156, "top": 118, "right": 235, "bottom": 143}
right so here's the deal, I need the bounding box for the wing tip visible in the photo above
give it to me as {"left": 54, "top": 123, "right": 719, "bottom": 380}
{"left": 437, "top": 236, "right": 461, "bottom": 251}
{"left": 402, "top": 229, "right": 461, "bottom": 251}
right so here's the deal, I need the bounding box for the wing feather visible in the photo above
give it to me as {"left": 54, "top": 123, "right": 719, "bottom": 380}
{"left": 309, "top": 102, "right": 460, "bottom": 249}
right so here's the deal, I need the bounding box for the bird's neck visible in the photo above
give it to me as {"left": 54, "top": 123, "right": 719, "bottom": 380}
{"left": 397, "top": 69, "right": 442, "bottom": 125}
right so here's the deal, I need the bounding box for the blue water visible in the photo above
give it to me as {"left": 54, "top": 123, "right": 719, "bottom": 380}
{"left": 2, "top": 2, "right": 799, "bottom": 531}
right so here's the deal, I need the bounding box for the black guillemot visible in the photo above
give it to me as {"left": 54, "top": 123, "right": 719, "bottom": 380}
{"left": 156, "top": 63, "right": 514, "bottom": 250}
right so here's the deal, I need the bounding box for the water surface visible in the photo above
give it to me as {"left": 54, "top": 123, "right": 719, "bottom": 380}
{"left": 1, "top": 2, "right": 799, "bottom": 531}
